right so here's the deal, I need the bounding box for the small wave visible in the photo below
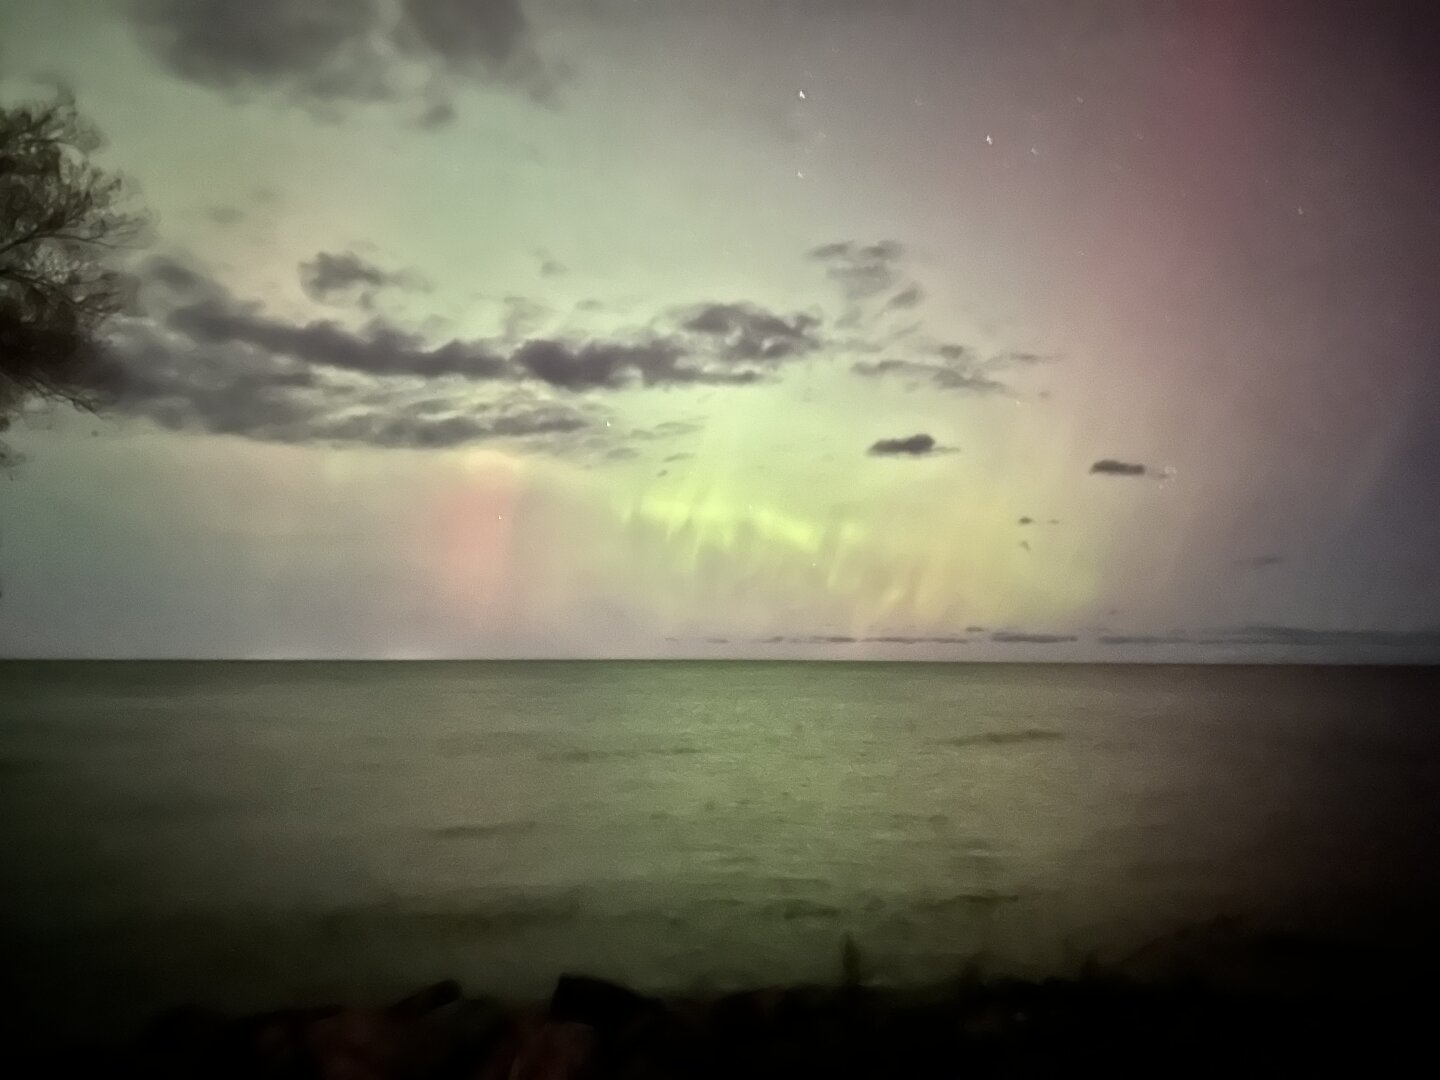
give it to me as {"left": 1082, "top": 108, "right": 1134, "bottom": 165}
{"left": 938, "top": 729, "right": 1064, "bottom": 748}
{"left": 766, "top": 898, "right": 845, "bottom": 921}
{"left": 315, "top": 892, "right": 584, "bottom": 935}
{"left": 111, "top": 794, "right": 237, "bottom": 822}
{"left": 0, "top": 756, "right": 48, "bottom": 776}
{"left": 912, "top": 891, "right": 1021, "bottom": 914}
{"left": 427, "top": 821, "right": 539, "bottom": 840}
{"left": 539, "top": 746, "right": 705, "bottom": 764}
{"left": 888, "top": 812, "right": 951, "bottom": 828}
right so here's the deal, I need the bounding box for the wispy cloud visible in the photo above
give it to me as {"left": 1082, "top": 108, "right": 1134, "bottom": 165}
{"left": 676, "top": 302, "right": 822, "bottom": 361}
{"left": 1233, "top": 554, "right": 1285, "bottom": 569}
{"left": 807, "top": 240, "right": 906, "bottom": 301}
{"left": 885, "top": 284, "right": 924, "bottom": 311}
{"left": 852, "top": 356, "right": 1008, "bottom": 394}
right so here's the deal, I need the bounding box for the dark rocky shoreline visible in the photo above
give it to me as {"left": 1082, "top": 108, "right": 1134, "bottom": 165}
{"left": 38, "top": 934, "right": 1430, "bottom": 1078}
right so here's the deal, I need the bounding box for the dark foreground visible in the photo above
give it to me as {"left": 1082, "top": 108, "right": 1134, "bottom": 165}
{"left": 39, "top": 938, "right": 1433, "bottom": 1079}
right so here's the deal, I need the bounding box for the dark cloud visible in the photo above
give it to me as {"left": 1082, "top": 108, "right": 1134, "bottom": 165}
{"left": 127, "top": 0, "right": 554, "bottom": 116}
{"left": 137, "top": 259, "right": 797, "bottom": 393}
{"left": 677, "top": 303, "right": 822, "bottom": 361}
{"left": 1017, "top": 516, "right": 1034, "bottom": 525}
{"left": 398, "top": 0, "right": 526, "bottom": 70}
{"left": 965, "top": 626, "right": 987, "bottom": 633}
{"left": 868, "top": 433, "right": 950, "bottom": 457}
{"left": 990, "top": 631, "right": 1078, "bottom": 644}
{"left": 169, "top": 295, "right": 511, "bottom": 381}
{"left": 662, "top": 451, "right": 694, "bottom": 463}
{"left": 300, "top": 251, "right": 420, "bottom": 305}
{"left": 885, "top": 284, "right": 924, "bottom": 311}
{"left": 511, "top": 338, "right": 759, "bottom": 390}
{"left": 108, "top": 254, "right": 981, "bottom": 460}
{"left": 1234, "top": 554, "right": 1286, "bottom": 569}
{"left": 320, "top": 401, "right": 587, "bottom": 448}
{"left": 404, "top": 0, "right": 564, "bottom": 104}
{"left": 1090, "top": 459, "right": 1148, "bottom": 476}
{"left": 127, "top": 0, "right": 390, "bottom": 104}
{"left": 140, "top": 254, "right": 213, "bottom": 297}
{"left": 510, "top": 339, "right": 665, "bottom": 390}
{"left": 1018, "top": 540, "right": 1031, "bottom": 551}
{"left": 94, "top": 317, "right": 588, "bottom": 451}
{"left": 206, "top": 205, "right": 245, "bottom": 226}
{"left": 750, "top": 635, "right": 862, "bottom": 645}
{"left": 539, "top": 259, "right": 567, "bottom": 278}
{"left": 807, "top": 240, "right": 906, "bottom": 301}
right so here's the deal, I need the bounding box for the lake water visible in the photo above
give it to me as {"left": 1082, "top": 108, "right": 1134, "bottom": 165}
{"left": 2, "top": 661, "right": 1438, "bottom": 1038}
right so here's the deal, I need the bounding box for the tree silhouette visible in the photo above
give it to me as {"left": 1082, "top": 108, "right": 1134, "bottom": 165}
{"left": 1, "top": 91, "right": 146, "bottom": 470}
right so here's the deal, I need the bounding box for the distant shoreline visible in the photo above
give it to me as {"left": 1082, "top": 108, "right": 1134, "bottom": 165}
{"left": 75, "top": 953, "right": 1439, "bottom": 1076}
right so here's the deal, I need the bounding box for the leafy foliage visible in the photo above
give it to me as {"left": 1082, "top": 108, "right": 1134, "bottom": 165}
{"left": 0, "top": 92, "right": 146, "bottom": 466}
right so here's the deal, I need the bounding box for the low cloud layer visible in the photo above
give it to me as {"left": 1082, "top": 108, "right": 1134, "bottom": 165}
{"left": 1205, "top": 625, "right": 1440, "bottom": 648}
{"left": 1099, "top": 625, "right": 1440, "bottom": 648}
{"left": 989, "top": 631, "right": 1079, "bottom": 644}
{"left": 747, "top": 634, "right": 972, "bottom": 646}
{"left": 1097, "top": 634, "right": 1192, "bottom": 646}
{"left": 703, "top": 625, "right": 1440, "bottom": 654}
{"left": 92, "top": 241, "right": 1054, "bottom": 457}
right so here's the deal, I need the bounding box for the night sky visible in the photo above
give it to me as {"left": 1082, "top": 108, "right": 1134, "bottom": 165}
{"left": 2, "top": 0, "right": 1438, "bottom": 660}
